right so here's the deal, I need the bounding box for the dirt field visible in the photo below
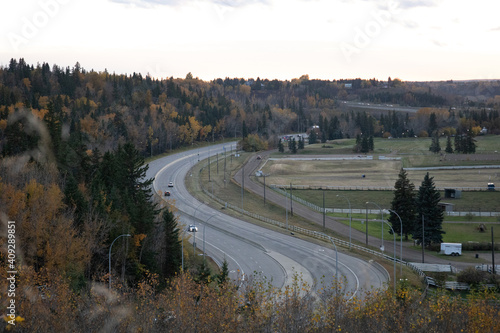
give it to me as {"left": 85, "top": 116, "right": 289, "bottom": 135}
{"left": 261, "top": 157, "right": 500, "bottom": 189}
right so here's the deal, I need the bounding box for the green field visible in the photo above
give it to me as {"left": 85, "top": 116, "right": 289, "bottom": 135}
{"left": 261, "top": 135, "right": 500, "bottom": 212}
{"left": 286, "top": 189, "right": 500, "bottom": 214}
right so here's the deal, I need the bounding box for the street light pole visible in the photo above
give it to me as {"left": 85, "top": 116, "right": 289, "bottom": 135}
{"left": 366, "top": 201, "right": 384, "bottom": 251}
{"left": 337, "top": 194, "right": 352, "bottom": 249}
{"left": 388, "top": 209, "right": 404, "bottom": 277}
{"left": 109, "top": 234, "right": 131, "bottom": 290}
{"left": 380, "top": 220, "right": 397, "bottom": 294}
{"left": 318, "top": 232, "right": 338, "bottom": 296}
{"left": 284, "top": 187, "right": 288, "bottom": 230}
{"left": 203, "top": 214, "right": 220, "bottom": 263}
{"left": 181, "top": 229, "right": 186, "bottom": 271}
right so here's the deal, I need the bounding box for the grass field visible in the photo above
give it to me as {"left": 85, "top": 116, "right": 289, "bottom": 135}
{"left": 261, "top": 135, "right": 500, "bottom": 212}
{"left": 180, "top": 135, "right": 500, "bottom": 260}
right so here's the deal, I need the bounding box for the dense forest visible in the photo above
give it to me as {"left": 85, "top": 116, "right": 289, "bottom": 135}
{"left": 1, "top": 59, "right": 500, "bottom": 330}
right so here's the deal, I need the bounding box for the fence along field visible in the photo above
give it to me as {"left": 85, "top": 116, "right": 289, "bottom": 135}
{"left": 259, "top": 136, "right": 500, "bottom": 213}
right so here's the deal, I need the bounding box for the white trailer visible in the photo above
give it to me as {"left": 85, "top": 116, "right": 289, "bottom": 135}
{"left": 440, "top": 243, "right": 462, "bottom": 256}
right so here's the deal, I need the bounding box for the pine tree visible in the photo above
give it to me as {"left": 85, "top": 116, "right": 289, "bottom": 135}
{"left": 389, "top": 169, "right": 417, "bottom": 240}
{"left": 162, "top": 208, "right": 182, "bottom": 280}
{"left": 278, "top": 138, "right": 284, "bottom": 153}
{"left": 291, "top": 137, "right": 297, "bottom": 154}
{"left": 321, "top": 130, "right": 327, "bottom": 143}
{"left": 360, "top": 136, "right": 369, "bottom": 153}
{"left": 429, "top": 132, "right": 441, "bottom": 153}
{"left": 368, "top": 135, "right": 374, "bottom": 151}
{"left": 298, "top": 136, "right": 304, "bottom": 149}
{"left": 308, "top": 130, "right": 317, "bottom": 144}
{"left": 413, "top": 172, "right": 445, "bottom": 246}
{"left": 216, "top": 258, "right": 230, "bottom": 286}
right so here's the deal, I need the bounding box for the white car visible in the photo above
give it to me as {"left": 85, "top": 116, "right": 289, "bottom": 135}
{"left": 188, "top": 225, "right": 198, "bottom": 232}
{"left": 168, "top": 182, "right": 174, "bottom": 187}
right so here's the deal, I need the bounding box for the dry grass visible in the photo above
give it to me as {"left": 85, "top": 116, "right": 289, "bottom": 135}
{"left": 262, "top": 159, "right": 500, "bottom": 189}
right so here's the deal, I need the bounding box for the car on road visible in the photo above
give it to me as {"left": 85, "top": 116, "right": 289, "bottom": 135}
{"left": 164, "top": 191, "right": 171, "bottom": 196}
{"left": 168, "top": 182, "right": 174, "bottom": 187}
{"left": 188, "top": 225, "right": 198, "bottom": 232}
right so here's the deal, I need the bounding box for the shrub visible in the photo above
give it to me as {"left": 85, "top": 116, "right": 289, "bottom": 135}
{"left": 457, "top": 267, "right": 487, "bottom": 287}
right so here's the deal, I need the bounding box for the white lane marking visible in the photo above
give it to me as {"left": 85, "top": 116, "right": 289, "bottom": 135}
{"left": 202, "top": 238, "right": 246, "bottom": 287}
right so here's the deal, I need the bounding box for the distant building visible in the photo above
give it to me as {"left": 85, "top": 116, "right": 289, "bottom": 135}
{"left": 344, "top": 83, "right": 352, "bottom": 89}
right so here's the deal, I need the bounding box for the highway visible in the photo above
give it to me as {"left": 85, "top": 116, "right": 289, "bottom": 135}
{"left": 339, "top": 100, "right": 421, "bottom": 113}
{"left": 146, "top": 143, "right": 388, "bottom": 297}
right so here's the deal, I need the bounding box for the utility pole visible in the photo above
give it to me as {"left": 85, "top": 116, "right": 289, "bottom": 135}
{"left": 263, "top": 174, "right": 266, "bottom": 205}
{"left": 290, "top": 182, "right": 293, "bottom": 216}
{"left": 241, "top": 164, "right": 244, "bottom": 210}
{"left": 216, "top": 153, "right": 219, "bottom": 175}
{"left": 322, "top": 190, "right": 325, "bottom": 231}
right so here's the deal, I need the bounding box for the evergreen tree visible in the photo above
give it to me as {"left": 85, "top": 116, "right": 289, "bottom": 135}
{"left": 429, "top": 132, "right": 441, "bottom": 153}
{"left": 413, "top": 172, "right": 445, "bottom": 246}
{"left": 278, "top": 138, "right": 284, "bottom": 153}
{"left": 389, "top": 169, "right": 417, "bottom": 240}
{"left": 44, "top": 96, "right": 63, "bottom": 159}
{"left": 368, "top": 135, "right": 374, "bottom": 151}
{"left": 445, "top": 136, "right": 453, "bottom": 153}
{"left": 321, "top": 129, "right": 327, "bottom": 143}
{"left": 298, "top": 136, "right": 304, "bottom": 149}
{"left": 216, "top": 258, "right": 230, "bottom": 286}
{"left": 308, "top": 129, "right": 317, "bottom": 144}
{"left": 465, "top": 129, "right": 477, "bottom": 153}
{"left": 360, "top": 136, "right": 369, "bottom": 153}
{"left": 428, "top": 113, "right": 438, "bottom": 136}
{"left": 161, "top": 208, "right": 182, "bottom": 280}
{"left": 454, "top": 134, "right": 463, "bottom": 153}
{"left": 242, "top": 120, "right": 248, "bottom": 138}
{"left": 291, "top": 137, "right": 297, "bottom": 154}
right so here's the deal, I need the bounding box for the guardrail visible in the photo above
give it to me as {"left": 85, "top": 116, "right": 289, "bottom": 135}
{"left": 199, "top": 159, "right": 432, "bottom": 288}
{"left": 269, "top": 185, "right": 500, "bottom": 217}
{"left": 270, "top": 184, "right": 498, "bottom": 192}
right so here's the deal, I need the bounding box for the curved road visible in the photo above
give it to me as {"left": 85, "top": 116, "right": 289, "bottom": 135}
{"left": 234, "top": 150, "right": 477, "bottom": 269}
{"left": 146, "top": 143, "right": 388, "bottom": 297}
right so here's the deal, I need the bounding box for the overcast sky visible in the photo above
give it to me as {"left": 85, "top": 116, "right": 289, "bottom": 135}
{"left": 1, "top": 0, "right": 499, "bottom": 81}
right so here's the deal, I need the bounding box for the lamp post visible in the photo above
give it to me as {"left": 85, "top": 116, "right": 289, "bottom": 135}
{"left": 387, "top": 209, "right": 404, "bottom": 277}
{"left": 379, "top": 220, "right": 397, "bottom": 294}
{"left": 318, "top": 232, "right": 339, "bottom": 296}
{"left": 203, "top": 214, "right": 220, "bottom": 263}
{"left": 337, "top": 194, "right": 352, "bottom": 249}
{"left": 181, "top": 228, "right": 186, "bottom": 271}
{"left": 109, "top": 234, "right": 131, "bottom": 290}
{"left": 285, "top": 187, "right": 289, "bottom": 230}
{"left": 366, "top": 201, "right": 384, "bottom": 251}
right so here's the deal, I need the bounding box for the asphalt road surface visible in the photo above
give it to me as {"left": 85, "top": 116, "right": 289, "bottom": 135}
{"left": 146, "top": 143, "right": 388, "bottom": 297}
{"left": 234, "top": 150, "right": 478, "bottom": 270}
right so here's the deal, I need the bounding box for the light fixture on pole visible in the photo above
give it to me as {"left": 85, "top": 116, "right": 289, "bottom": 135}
{"left": 387, "top": 209, "right": 404, "bottom": 277}
{"left": 366, "top": 201, "right": 384, "bottom": 251}
{"left": 318, "top": 232, "right": 339, "bottom": 296}
{"left": 109, "top": 234, "right": 131, "bottom": 290}
{"left": 379, "top": 220, "right": 397, "bottom": 294}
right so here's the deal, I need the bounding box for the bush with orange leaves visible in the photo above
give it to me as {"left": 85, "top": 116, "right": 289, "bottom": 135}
{"left": 0, "top": 267, "right": 499, "bottom": 332}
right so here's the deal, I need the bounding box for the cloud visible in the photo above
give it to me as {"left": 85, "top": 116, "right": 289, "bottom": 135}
{"left": 110, "top": 0, "right": 268, "bottom": 7}
{"left": 397, "top": 0, "right": 442, "bottom": 9}
{"left": 395, "top": 18, "right": 419, "bottom": 29}
{"left": 490, "top": 26, "right": 500, "bottom": 32}
{"left": 431, "top": 39, "right": 446, "bottom": 47}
